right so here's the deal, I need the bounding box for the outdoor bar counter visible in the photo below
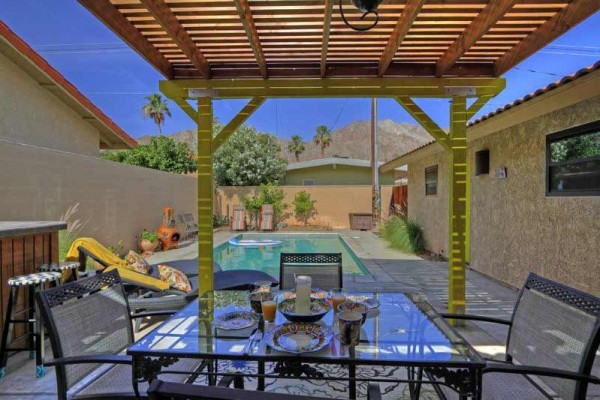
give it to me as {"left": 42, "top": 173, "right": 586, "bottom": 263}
{"left": 0, "top": 221, "right": 66, "bottom": 347}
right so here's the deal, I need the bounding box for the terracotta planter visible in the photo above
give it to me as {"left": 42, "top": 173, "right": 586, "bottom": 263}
{"left": 139, "top": 239, "right": 159, "bottom": 256}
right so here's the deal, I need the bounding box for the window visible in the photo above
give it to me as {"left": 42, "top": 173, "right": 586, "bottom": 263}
{"left": 425, "top": 165, "right": 438, "bottom": 196}
{"left": 302, "top": 179, "right": 315, "bottom": 186}
{"left": 546, "top": 121, "right": 600, "bottom": 196}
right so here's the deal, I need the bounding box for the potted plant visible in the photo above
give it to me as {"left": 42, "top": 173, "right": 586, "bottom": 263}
{"left": 138, "top": 230, "right": 160, "bottom": 255}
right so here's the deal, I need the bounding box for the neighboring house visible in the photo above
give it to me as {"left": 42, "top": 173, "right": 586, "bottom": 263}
{"left": 380, "top": 62, "right": 600, "bottom": 296}
{"left": 284, "top": 158, "right": 395, "bottom": 186}
{"left": 0, "top": 21, "right": 136, "bottom": 155}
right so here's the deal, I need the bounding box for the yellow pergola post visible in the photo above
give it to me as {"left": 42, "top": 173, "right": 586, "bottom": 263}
{"left": 448, "top": 96, "right": 468, "bottom": 315}
{"left": 197, "top": 96, "right": 214, "bottom": 294}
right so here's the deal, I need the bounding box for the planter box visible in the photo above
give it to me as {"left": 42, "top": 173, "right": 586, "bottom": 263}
{"left": 349, "top": 213, "right": 373, "bottom": 230}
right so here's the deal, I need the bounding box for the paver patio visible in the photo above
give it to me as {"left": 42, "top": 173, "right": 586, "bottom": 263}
{"left": 0, "top": 231, "right": 597, "bottom": 399}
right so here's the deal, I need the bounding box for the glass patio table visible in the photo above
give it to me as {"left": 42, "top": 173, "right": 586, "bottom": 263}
{"left": 128, "top": 290, "right": 485, "bottom": 399}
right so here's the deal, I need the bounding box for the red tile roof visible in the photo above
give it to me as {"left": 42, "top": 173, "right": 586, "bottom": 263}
{"left": 0, "top": 21, "right": 137, "bottom": 149}
{"left": 469, "top": 60, "right": 600, "bottom": 126}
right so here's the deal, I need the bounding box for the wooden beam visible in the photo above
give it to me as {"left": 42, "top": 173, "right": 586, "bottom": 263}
{"left": 320, "top": 0, "right": 335, "bottom": 78}
{"left": 233, "top": 0, "right": 268, "bottom": 78}
{"left": 436, "top": 0, "right": 517, "bottom": 76}
{"left": 213, "top": 97, "right": 266, "bottom": 150}
{"left": 495, "top": 0, "right": 600, "bottom": 75}
{"left": 139, "top": 0, "right": 210, "bottom": 78}
{"left": 378, "top": 0, "right": 426, "bottom": 76}
{"left": 172, "top": 97, "right": 198, "bottom": 122}
{"left": 78, "top": 0, "right": 172, "bottom": 78}
{"left": 395, "top": 96, "right": 451, "bottom": 151}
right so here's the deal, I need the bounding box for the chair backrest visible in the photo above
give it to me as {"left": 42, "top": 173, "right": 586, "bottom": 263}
{"left": 231, "top": 205, "right": 246, "bottom": 230}
{"left": 507, "top": 273, "right": 600, "bottom": 400}
{"left": 36, "top": 270, "right": 133, "bottom": 395}
{"left": 279, "top": 253, "right": 342, "bottom": 291}
{"left": 260, "top": 204, "right": 274, "bottom": 230}
{"left": 179, "top": 213, "right": 198, "bottom": 231}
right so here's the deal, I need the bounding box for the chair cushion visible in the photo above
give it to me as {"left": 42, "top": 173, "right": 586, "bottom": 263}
{"left": 125, "top": 250, "right": 151, "bottom": 274}
{"left": 436, "top": 367, "right": 549, "bottom": 400}
{"left": 159, "top": 265, "right": 193, "bottom": 293}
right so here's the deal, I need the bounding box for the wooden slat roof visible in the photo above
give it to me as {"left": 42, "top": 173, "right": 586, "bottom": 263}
{"left": 79, "top": 0, "right": 599, "bottom": 79}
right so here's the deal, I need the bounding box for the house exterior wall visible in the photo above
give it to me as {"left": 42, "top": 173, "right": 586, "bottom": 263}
{"left": 0, "top": 139, "right": 197, "bottom": 252}
{"left": 0, "top": 52, "right": 99, "bottom": 156}
{"left": 406, "top": 95, "right": 600, "bottom": 295}
{"left": 217, "top": 185, "right": 395, "bottom": 229}
{"left": 284, "top": 164, "right": 395, "bottom": 186}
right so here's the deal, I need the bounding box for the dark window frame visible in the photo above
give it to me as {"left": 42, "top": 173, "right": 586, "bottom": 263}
{"left": 545, "top": 120, "right": 600, "bottom": 197}
{"left": 425, "top": 165, "right": 438, "bottom": 196}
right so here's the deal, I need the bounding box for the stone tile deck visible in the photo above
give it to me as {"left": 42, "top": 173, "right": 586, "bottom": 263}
{"left": 1, "top": 231, "right": 597, "bottom": 399}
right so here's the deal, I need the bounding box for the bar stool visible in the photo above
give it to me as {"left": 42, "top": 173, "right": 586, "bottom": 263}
{"left": 0, "top": 271, "right": 61, "bottom": 379}
{"left": 39, "top": 261, "right": 82, "bottom": 282}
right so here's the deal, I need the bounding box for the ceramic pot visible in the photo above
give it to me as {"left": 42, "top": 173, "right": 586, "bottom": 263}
{"left": 139, "top": 239, "right": 159, "bottom": 255}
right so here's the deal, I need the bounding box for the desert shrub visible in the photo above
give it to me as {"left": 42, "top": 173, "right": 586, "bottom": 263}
{"left": 213, "top": 214, "right": 230, "bottom": 228}
{"left": 293, "top": 191, "right": 317, "bottom": 226}
{"left": 381, "top": 215, "right": 426, "bottom": 254}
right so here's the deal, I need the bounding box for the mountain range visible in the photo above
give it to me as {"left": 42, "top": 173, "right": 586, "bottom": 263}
{"left": 137, "top": 119, "right": 433, "bottom": 163}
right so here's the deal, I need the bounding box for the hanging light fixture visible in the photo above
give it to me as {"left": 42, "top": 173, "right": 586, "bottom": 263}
{"left": 339, "top": 0, "right": 384, "bottom": 32}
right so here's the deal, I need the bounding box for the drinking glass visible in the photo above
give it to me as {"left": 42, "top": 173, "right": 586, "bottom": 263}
{"left": 329, "top": 288, "right": 346, "bottom": 312}
{"left": 261, "top": 299, "right": 277, "bottom": 322}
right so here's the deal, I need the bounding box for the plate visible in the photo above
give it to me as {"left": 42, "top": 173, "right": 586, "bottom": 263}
{"left": 282, "top": 288, "right": 327, "bottom": 300}
{"left": 265, "top": 323, "right": 333, "bottom": 354}
{"left": 346, "top": 296, "right": 380, "bottom": 310}
{"left": 212, "top": 311, "right": 259, "bottom": 330}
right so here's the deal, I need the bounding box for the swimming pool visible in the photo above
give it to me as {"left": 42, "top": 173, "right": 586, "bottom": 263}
{"left": 214, "top": 233, "right": 368, "bottom": 278}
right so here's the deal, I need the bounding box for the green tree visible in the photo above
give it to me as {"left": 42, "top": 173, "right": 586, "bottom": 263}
{"left": 293, "top": 191, "right": 317, "bottom": 226}
{"left": 213, "top": 124, "right": 287, "bottom": 186}
{"left": 142, "top": 94, "right": 171, "bottom": 135}
{"left": 287, "top": 135, "right": 306, "bottom": 162}
{"left": 313, "top": 125, "right": 332, "bottom": 158}
{"left": 103, "top": 136, "right": 196, "bottom": 174}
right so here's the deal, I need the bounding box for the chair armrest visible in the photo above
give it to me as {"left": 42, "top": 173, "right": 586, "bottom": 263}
{"left": 484, "top": 364, "right": 600, "bottom": 385}
{"left": 46, "top": 354, "right": 132, "bottom": 367}
{"left": 439, "top": 313, "right": 512, "bottom": 326}
{"left": 131, "top": 310, "right": 179, "bottom": 319}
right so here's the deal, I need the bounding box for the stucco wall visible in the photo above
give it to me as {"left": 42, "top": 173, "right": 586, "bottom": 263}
{"left": 0, "top": 52, "right": 100, "bottom": 156}
{"left": 406, "top": 95, "right": 600, "bottom": 295}
{"left": 284, "top": 164, "right": 394, "bottom": 186}
{"left": 0, "top": 139, "right": 197, "bottom": 251}
{"left": 407, "top": 152, "right": 450, "bottom": 257}
{"left": 469, "top": 95, "right": 600, "bottom": 295}
{"left": 217, "top": 185, "right": 394, "bottom": 228}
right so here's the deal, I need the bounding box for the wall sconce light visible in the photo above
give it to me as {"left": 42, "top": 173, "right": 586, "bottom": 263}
{"left": 339, "top": 0, "right": 384, "bottom": 32}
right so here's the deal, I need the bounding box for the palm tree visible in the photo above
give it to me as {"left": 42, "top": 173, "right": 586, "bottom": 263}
{"left": 287, "top": 135, "right": 306, "bottom": 162}
{"left": 142, "top": 94, "right": 171, "bottom": 135}
{"left": 313, "top": 125, "right": 332, "bottom": 158}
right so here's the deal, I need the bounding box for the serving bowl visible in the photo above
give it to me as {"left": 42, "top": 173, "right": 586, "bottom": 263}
{"left": 277, "top": 298, "right": 332, "bottom": 323}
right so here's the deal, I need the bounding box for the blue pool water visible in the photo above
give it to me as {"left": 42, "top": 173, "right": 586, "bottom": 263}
{"left": 213, "top": 233, "right": 367, "bottom": 278}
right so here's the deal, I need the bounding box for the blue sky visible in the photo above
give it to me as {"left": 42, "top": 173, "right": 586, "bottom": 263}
{"left": 1, "top": 2, "right": 599, "bottom": 140}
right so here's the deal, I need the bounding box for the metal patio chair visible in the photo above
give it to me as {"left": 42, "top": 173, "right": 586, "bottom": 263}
{"left": 279, "top": 253, "right": 343, "bottom": 290}
{"left": 36, "top": 270, "right": 204, "bottom": 399}
{"left": 148, "top": 379, "right": 382, "bottom": 400}
{"left": 436, "top": 272, "right": 600, "bottom": 400}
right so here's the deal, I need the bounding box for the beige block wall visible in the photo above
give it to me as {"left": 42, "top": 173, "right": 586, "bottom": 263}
{"left": 407, "top": 95, "right": 600, "bottom": 295}
{"left": 407, "top": 152, "right": 450, "bottom": 257}
{"left": 0, "top": 139, "right": 197, "bottom": 252}
{"left": 217, "top": 185, "right": 395, "bottom": 228}
{"left": 0, "top": 52, "right": 100, "bottom": 156}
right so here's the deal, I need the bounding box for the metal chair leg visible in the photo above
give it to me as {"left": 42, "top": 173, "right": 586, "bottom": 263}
{"left": 0, "top": 286, "right": 18, "bottom": 379}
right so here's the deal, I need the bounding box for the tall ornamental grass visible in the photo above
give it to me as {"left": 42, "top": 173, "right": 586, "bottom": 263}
{"left": 381, "top": 215, "right": 426, "bottom": 254}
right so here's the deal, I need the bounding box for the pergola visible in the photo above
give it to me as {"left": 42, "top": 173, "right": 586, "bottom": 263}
{"left": 80, "top": 0, "right": 598, "bottom": 314}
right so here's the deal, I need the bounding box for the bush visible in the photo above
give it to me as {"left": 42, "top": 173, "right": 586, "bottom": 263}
{"left": 241, "top": 183, "right": 288, "bottom": 230}
{"left": 213, "top": 214, "right": 230, "bottom": 228}
{"left": 381, "top": 215, "right": 426, "bottom": 254}
{"left": 293, "top": 191, "right": 317, "bottom": 226}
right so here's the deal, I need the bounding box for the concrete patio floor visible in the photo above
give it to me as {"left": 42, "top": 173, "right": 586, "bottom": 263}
{"left": 1, "top": 230, "right": 597, "bottom": 399}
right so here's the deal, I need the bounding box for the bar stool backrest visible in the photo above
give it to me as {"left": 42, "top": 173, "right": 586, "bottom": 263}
{"left": 36, "top": 270, "right": 133, "bottom": 394}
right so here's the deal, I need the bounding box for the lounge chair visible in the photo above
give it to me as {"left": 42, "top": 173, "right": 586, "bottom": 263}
{"left": 230, "top": 205, "right": 246, "bottom": 231}
{"left": 279, "top": 253, "right": 343, "bottom": 290}
{"left": 178, "top": 213, "right": 199, "bottom": 241}
{"left": 35, "top": 270, "right": 213, "bottom": 400}
{"left": 260, "top": 204, "right": 275, "bottom": 231}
